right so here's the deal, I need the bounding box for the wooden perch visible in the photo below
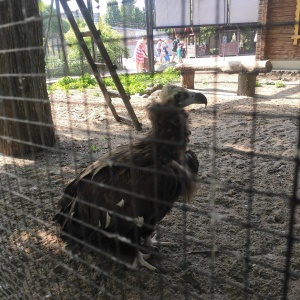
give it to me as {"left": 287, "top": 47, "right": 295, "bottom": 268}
{"left": 175, "top": 60, "right": 272, "bottom": 74}
{"left": 174, "top": 60, "right": 273, "bottom": 97}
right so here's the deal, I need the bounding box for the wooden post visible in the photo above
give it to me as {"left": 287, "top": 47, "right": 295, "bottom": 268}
{"left": 180, "top": 69, "right": 195, "bottom": 89}
{"left": 237, "top": 73, "right": 257, "bottom": 97}
{"left": 145, "top": 0, "right": 155, "bottom": 73}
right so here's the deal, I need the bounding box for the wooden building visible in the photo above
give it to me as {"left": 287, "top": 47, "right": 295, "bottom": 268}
{"left": 219, "top": 29, "right": 240, "bottom": 56}
{"left": 173, "top": 27, "right": 218, "bottom": 58}
{"left": 174, "top": 27, "right": 203, "bottom": 58}
{"left": 256, "top": 0, "right": 300, "bottom": 69}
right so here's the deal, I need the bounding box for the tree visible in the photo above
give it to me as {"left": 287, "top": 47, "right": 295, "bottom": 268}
{"left": 105, "top": 0, "right": 121, "bottom": 27}
{"left": 120, "top": 0, "right": 145, "bottom": 28}
{"left": 240, "top": 27, "right": 256, "bottom": 53}
{"left": 97, "top": 17, "right": 130, "bottom": 63}
{"left": 42, "top": 3, "right": 70, "bottom": 38}
{"left": 0, "top": 0, "right": 55, "bottom": 156}
{"left": 104, "top": 0, "right": 145, "bottom": 28}
{"left": 200, "top": 26, "right": 218, "bottom": 55}
{"left": 64, "top": 16, "right": 129, "bottom": 69}
{"left": 120, "top": 0, "right": 135, "bottom": 24}
{"left": 132, "top": 7, "right": 146, "bottom": 28}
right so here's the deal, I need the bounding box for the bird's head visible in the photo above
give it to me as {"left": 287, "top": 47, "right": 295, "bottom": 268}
{"left": 158, "top": 84, "right": 207, "bottom": 108}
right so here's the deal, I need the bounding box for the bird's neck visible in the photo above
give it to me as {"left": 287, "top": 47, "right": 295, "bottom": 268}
{"left": 147, "top": 109, "right": 190, "bottom": 162}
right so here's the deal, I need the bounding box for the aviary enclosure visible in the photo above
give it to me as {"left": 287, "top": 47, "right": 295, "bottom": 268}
{"left": 0, "top": 0, "right": 300, "bottom": 299}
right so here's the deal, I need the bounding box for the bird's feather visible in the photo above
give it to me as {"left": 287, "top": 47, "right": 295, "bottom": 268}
{"left": 54, "top": 84, "right": 206, "bottom": 265}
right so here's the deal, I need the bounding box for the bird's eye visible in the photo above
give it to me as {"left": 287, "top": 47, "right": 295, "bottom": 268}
{"left": 175, "top": 92, "right": 190, "bottom": 106}
{"left": 175, "top": 91, "right": 184, "bottom": 101}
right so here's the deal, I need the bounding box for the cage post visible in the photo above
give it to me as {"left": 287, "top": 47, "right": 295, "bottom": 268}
{"left": 145, "top": 0, "right": 154, "bottom": 73}
{"left": 55, "top": 0, "right": 69, "bottom": 75}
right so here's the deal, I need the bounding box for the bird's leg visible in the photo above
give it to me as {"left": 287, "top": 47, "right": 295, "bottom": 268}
{"left": 132, "top": 251, "right": 156, "bottom": 271}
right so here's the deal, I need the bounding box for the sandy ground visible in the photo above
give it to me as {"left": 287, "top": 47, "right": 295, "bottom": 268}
{"left": 1, "top": 73, "right": 300, "bottom": 300}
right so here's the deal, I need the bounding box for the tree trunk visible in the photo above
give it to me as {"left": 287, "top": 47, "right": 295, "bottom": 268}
{"left": 237, "top": 73, "right": 257, "bottom": 97}
{"left": 0, "top": 0, "right": 55, "bottom": 156}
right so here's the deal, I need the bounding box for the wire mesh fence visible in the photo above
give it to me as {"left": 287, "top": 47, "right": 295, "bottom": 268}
{"left": 1, "top": 0, "right": 300, "bottom": 299}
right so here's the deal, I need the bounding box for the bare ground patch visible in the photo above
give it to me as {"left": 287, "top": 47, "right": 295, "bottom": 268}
{"left": 1, "top": 74, "right": 300, "bottom": 299}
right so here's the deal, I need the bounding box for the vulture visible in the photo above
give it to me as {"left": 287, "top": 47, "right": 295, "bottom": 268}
{"left": 54, "top": 84, "right": 207, "bottom": 271}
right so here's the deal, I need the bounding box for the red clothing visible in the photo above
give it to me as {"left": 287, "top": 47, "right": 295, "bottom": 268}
{"left": 134, "top": 39, "right": 145, "bottom": 63}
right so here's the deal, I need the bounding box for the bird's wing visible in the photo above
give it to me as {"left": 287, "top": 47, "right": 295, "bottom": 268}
{"left": 57, "top": 142, "right": 183, "bottom": 243}
{"left": 77, "top": 156, "right": 181, "bottom": 234}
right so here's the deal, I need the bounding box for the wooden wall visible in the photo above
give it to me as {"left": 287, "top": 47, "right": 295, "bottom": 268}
{"left": 256, "top": 0, "right": 300, "bottom": 60}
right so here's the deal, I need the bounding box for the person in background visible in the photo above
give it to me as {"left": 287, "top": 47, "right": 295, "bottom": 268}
{"left": 171, "top": 34, "right": 180, "bottom": 62}
{"left": 176, "top": 43, "right": 183, "bottom": 63}
{"left": 162, "top": 40, "right": 170, "bottom": 63}
{"left": 156, "top": 38, "right": 162, "bottom": 62}
{"left": 254, "top": 31, "right": 257, "bottom": 43}
{"left": 133, "top": 35, "right": 147, "bottom": 73}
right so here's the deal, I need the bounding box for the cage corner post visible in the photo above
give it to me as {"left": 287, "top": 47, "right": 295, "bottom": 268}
{"left": 145, "top": 0, "right": 155, "bottom": 74}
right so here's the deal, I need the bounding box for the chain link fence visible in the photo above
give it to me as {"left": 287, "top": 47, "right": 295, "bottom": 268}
{"left": 1, "top": 0, "right": 300, "bottom": 299}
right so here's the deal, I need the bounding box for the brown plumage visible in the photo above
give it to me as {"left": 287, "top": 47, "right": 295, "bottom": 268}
{"left": 54, "top": 84, "right": 207, "bottom": 270}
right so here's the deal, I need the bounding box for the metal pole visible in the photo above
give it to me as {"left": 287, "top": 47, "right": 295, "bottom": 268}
{"left": 55, "top": 0, "right": 69, "bottom": 75}
{"left": 145, "top": 0, "right": 154, "bottom": 73}
{"left": 87, "top": 0, "right": 97, "bottom": 62}
{"left": 43, "top": 0, "right": 55, "bottom": 54}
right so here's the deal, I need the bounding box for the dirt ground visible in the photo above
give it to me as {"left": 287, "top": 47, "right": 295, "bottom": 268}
{"left": 1, "top": 73, "right": 300, "bottom": 300}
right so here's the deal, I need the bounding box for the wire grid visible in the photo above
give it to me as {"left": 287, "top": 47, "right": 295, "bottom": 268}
{"left": 1, "top": 1, "right": 300, "bottom": 300}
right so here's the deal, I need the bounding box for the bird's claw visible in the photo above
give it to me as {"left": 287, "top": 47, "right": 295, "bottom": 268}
{"left": 132, "top": 251, "right": 156, "bottom": 271}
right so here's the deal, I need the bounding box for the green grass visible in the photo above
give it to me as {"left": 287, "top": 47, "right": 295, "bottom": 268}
{"left": 255, "top": 81, "right": 262, "bottom": 87}
{"left": 49, "top": 73, "right": 97, "bottom": 91}
{"left": 275, "top": 81, "right": 286, "bottom": 88}
{"left": 48, "top": 67, "right": 180, "bottom": 95}
{"left": 90, "top": 145, "right": 99, "bottom": 152}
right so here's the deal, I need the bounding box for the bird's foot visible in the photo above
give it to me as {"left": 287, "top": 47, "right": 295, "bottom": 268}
{"left": 144, "top": 233, "right": 173, "bottom": 251}
{"left": 132, "top": 251, "right": 156, "bottom": 271}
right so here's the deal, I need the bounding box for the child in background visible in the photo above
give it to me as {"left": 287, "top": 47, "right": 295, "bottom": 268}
{"left": 162, "top": 41, "right": 170, "bottom": 63}
{"left": 177, "top": 43, "right": 183, "bottom": 63}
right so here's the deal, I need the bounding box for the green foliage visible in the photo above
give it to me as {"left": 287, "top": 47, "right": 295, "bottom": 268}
{"left": 91, "top": 145, "right": 99, "bottom": 152}
{"left": 239, "top": 28, "right": 256, "bottom": 53}
{"left": 50, "top": 73, "right": 97, "bottom": 90}
{"left": 105, "top": 0, "right": 145, "bottom": 28}
{"left": 199, "top": 27, "right": 218, "bottom": 44}
{"left": 210, "top": 48, "right": 219, "bottom": 55}
{"left": 275, "top": 81, "right": 286, "bottom": 88}
{"left": 38, "top": 0, "right": 45, "bottom": 12}
{"left": 256, "top": 81, "right": 262, "bottom": 87}
{"left": 41, "top": 3, "right": 70, "bottom": 38}
{"left": 132, "top": 7, "right": 146, "bottom": 26}
{"left": 117, "top": 67, "right": 180, "bottom": 95}
{"left": 97, "top": 17, "right": 130, "bottom": 62}
{"left": 64, "top": 17, "right": 129, "bottom": 70}
{"left": 64, "top": 23, "right": 91, "bottom": 61}
{"left": 105, "top": 0, "right": 121, "bottom": 26}
{"left": 49, "top": 67, "right": 180, "bottom": 94}
{"left": 163, "top": 66, "right": 178, "bottom": 74}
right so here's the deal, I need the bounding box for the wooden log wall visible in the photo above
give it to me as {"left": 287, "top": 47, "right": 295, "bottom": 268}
{"left": 257, "top": 0, "right": 300, "bottom": 60}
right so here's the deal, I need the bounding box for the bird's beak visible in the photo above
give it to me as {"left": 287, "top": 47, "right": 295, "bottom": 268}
{"left": 178, "top": 91, "right": 207, "bottom": 108}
